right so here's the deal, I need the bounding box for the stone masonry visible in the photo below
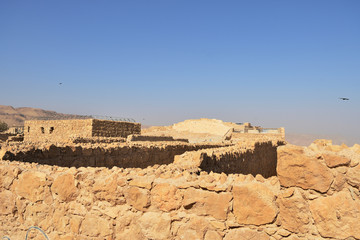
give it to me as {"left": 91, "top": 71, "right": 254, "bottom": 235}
{"left": 24, "top": 119, "right": 141, "bottom": 142}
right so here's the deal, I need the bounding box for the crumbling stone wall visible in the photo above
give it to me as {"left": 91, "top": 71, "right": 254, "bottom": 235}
{"left": 24, "top": 119, "right": 141, "bottom": 142}
{"left": 1, "top": 141, "right": 360, "bottom": 239}
{"left": 1, "top": 142, "right": 227, "bottom": 168}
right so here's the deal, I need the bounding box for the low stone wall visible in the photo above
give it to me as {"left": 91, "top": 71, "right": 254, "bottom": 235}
{"left": 1, "top": 141, "right": 360, "bottom": 239}
{"left": 0, "top": 142, "right": 226, "bottom": 168}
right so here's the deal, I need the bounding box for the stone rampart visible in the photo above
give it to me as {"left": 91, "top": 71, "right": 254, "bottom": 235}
{"left": 92, "top": 119, "right": 141, "bottom": 138}
{"left": 1, "top": 141, "right": 360, "bottom": 239}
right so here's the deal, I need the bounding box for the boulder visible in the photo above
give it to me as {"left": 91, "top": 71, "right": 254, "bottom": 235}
{"left": 322, "top": 153, "right": 350, "bottom": 168}
{"left": 138, "top": 212, "right": 171, "bottom": 240}
{"left": 124, "top": 186, "right": 150, "bottom": 211}
{"left": 15, "top": 171, "right": 49, "bottom": 202}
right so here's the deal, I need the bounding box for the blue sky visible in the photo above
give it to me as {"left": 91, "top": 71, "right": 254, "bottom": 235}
{"left": 1, "top": 1, "right": 359, "bottom": 144}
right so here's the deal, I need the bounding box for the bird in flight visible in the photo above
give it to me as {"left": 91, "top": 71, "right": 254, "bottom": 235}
{"left": 339, "top": 97, "right": 349, "bottom": 101}
{"left": 59, "top": 82, "right": 63, "bottom": 86}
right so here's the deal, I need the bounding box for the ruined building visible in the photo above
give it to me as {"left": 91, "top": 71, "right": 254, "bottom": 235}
{"left": 24, "top": 119, "right": 141, "bottom": 142}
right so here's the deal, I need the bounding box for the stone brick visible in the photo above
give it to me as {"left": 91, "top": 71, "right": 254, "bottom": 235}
{"left": 138, "top": 212, "right": 171, "bottom": 240}
{"left": 80, "top": 214, "right": 112, "bottom": 237}
{"left": 0, "top": 190, "right": 16, "bottom": 215}
{"left": 124, "top": 186, "right": 150, "bottom": 211}
{"left": 322, "top": 153, "right": 350, "bottom": 168}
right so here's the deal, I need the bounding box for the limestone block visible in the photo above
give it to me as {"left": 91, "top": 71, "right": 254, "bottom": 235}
{"left": 277, "top": 189, "right": 310, "bottom": 234}
{"left": 310, "top": 191, "right": 360, "bottom": 239}
{"left": 124, "top": 186, "right": 150, "bottom": 211}
{"left": 51, "top": 173, "right": 78, "bottom": 202}
{"left": 151, "top": 182, "right": 182, "bottom": 211}
{"left": 346, "top": 164, "right": 360, "bottom": 188}
{"left": 322, "top": 153, "right": 350, "bottom": 168}
{"left": 182, "top": 187, "right": 232, "bottom": 220}
{"left": 80, "top": 214, "right": 112, "bottom": 237}
{"left": 232, "top": 182, "right": 277, "bottom": 225}
{"left": 277, "top": 145, "right": 333, "bottom": 193}
{"left": 224, "top": 228, "right": 270, "bottom": 240}
{"left": 138, "top": 212, "right": 171, "bottom": 240}
{"left": 0, "top": 190, "right": 16, "bottom": 215}
{"left": 15, "top": 171, "right": 49, "bottom": 202}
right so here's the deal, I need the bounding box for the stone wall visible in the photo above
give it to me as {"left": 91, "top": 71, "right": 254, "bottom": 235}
{"left": 92, "top": 119, "right": 141, "bottom": 138}
{"left": 24, "top": 119, "right": 93, "bottom": 142}
{"left": 24, "top": 119, "right": 141, "bottom": 142}
{"left": 1, "top": 142, "right": 227, "bottom": 168}
{"left": 1, "top": 141, "right": 360, "bottom": 239}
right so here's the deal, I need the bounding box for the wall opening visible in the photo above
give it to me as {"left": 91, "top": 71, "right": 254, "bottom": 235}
{"left": 27, "top": 126, "right": 30, "bottom": 133}
{"left": 49, "top": 127, "right": 54, "bottom": 134}
{"left": 41, "top": 127, "right": 45, "bottom": 134}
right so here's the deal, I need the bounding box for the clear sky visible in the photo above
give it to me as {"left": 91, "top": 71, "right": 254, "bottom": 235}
{"left": 1, "top": 1, "right": 359, "bottom": 144}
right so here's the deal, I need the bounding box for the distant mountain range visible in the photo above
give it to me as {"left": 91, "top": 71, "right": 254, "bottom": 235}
{"left": 0, "top": 105, "right": 86, "bottom": 127}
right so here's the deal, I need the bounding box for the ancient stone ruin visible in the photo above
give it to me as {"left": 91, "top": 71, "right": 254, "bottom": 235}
{"left": 1, "top": 118, "right": 359, "bottom": 239}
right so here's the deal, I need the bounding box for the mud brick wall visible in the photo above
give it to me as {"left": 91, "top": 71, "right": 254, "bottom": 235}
{"left": 1, "top": 141, "right": 360, "bottom": 240}
{"left": 24, "top": 119, "right": 93, "bottom": 142}
{"left": 92, "top": 119, "right": 141, "bottom": 138}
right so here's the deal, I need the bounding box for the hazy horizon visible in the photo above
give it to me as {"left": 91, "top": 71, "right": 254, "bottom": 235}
{"left": 1, "top": 1, "right": 359, "bottom": 145}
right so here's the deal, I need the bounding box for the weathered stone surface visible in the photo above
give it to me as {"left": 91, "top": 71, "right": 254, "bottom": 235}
{"left": 224, "top": 228, "right": 270, "bottom": 240}
{"left": 0, "top": 190, "right": 16, "bottom": 215}
{"left": 233, "top": 182, "right": 277, "bottom": 225}
{"left": 176, "top": 215, "right": 212, "bottom": 240}
{"left": 277, "top": 145, "right": 333, "bottom": 193}
{"left": 80, "top": 214, "right": 112, "bottom": 237}
{"left": 93, "top": 174, "right": 125, "bottom": 204}
{"left": 322, "top": 153, "right": 350, "bottom": 168}
{"left": 151, "top": 183, "right": 182, "bottom": 211}
{"left": 310, "top": 191, "right": 360, "bottom": 239}
{"left": 124, "top": 186, "right": 150, "bottom": 211}
{"left": 51, "top": 173, "right": 78, "bottom": 202}
{"left": 346, "top": 164, "right": 360, "bottom": 188}
{"left": 129, "top": 176, "right": 154, "bottom": 190}
{"left": 138, "top": 212, "right": 171, "bottom": 240}
{"left": 277, "top": 189, "right": 310, "bottom": 233}
{"left": 15, "top": 171, "right": 49, "bottom": 202}
{"left": 204, "top": 230, "right": 222, "bottom": 240}
{"left": 183, "top": 187, "right": 232, "bottom": 220}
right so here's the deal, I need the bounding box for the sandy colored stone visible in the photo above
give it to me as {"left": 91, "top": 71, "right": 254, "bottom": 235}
{"left": 346, "top": 164, "right": 360, "bottom": 188}
{"left": 0, "top": 189, "right": 16, "bottom": 215}
{"left": 310, "top": 191, "right": 360, "bottom": 239}
{"left": 93, "top": 174, "right": 124, "bottom": 204}
{"left": 322, "top": 153, "right": 350, "bottom": 168}
{"left": 80, "top": 214, "right": 112, "bottom": 237}
{"left": 129, "top": 176, "right": 154, "bottom": 189}
{"left": 15, "top": 171, "right": 49, "bottom": 202}
{"left": 233, "top": 182, "right": 277, "bottom": 225}
{"left": 138, "top": 212, "right": 171, "bottom": 240}
{"left": 224, "top": 228, "right": 270, "bottom": 240}
{"left": 277, "top": 189, "right": 310, "bottom": 233}
{"left": 204, "top": 230, "right": 222, "bottom": 240}
{"left": 277, "top": 145, "right": 333, "bottom": 193}
{"left": 176, "top": 215, "right": 212, "bottom": 240}
{"left": 151, "top": 182, "right": 182, "bottom": 211}
{"left": 183, "top": 187, "right": 232, "bottom": 220}
{"left": 124, "top": 186, "right": 150, "bottom": 211}
{"left": 51, "top": 173, "right": 78, "bottom": 202}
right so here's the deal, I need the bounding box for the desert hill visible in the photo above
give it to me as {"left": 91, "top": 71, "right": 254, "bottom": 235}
{"left": 0, "top": 105, "right": 85, "bottom": 127}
